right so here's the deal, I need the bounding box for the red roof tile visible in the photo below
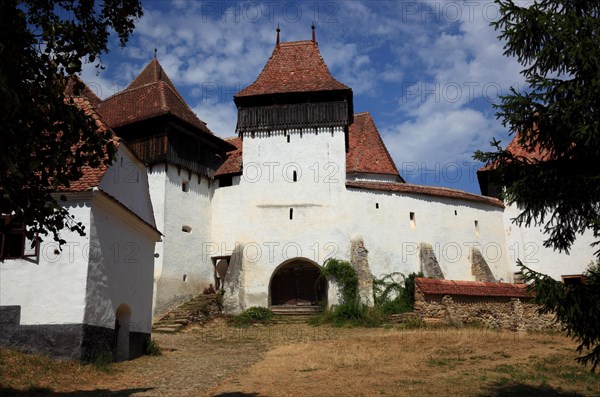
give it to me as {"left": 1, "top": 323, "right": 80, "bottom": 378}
{"left": 346, "top": 181, "right": 504, "bottom": 208}
{"left": 235, "top": 40, "right": 350, "bottom": 98}
{"left": 61, "top": 97, "right": 116, "bottom": 192}
{"left": 347, "top": 112, "right": 401, "bottom": 178}
{"left": 65, "top": 77, "right": 102, "bottom": 107}
{"left": 98, "top": 58, "right": 213, "bottom": 135}
{"left": 479, "top": 130, "right": 549, "bottom": 172}
{"left": 215, "top": 137, "right": 243, "bottom": 176}
{"left": 415, "top": 278, "right": 530, "bottom": 298}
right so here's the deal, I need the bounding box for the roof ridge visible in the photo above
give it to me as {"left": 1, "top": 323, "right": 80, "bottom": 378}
{"left": 160, "top": 80, "right": 211, "bottom": 132}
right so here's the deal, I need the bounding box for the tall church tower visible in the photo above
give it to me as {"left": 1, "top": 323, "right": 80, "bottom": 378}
{"left": 99, "top": 55, "right": 235, "bottom": 318}
{"left": 232, "top": 26, "right": 353, "bottom": 203}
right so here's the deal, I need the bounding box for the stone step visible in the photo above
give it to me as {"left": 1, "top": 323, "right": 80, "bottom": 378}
{"left": 153, "top": 324, "right": 184, "bottom": 333}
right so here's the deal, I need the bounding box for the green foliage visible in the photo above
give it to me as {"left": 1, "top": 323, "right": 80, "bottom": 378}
{"left": 0, "top": 0, "right": 142, "bottom": 246}
{"left": 313, "top": 261, "right": 422, "bottom": 327}
{"left": 474, "top": 0, "right": 600, "bottom": 253}
{"left": 373, "top": 271, "right": 423, "bottom": 315}
{"left": 232, "top": 306, "right": 274, "bottom": 326}
{"left": 144, "top": 339, "right": 161, "bottom": 356}
{"left": 520, "top": 261, "right": 600, "bottom": 371}
{"left": 475, "top": 0, "right": 600, "bottom": 372}
{"left": 319, "top": 258, "right": 359, "bottom": 307}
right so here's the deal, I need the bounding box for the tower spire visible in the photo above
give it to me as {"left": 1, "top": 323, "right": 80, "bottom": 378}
{"left": 311, "top": 22, "right": 316, "bottom": 44}
{"left": 276, "top": 24, "right": 280, "bottom": 46}
{"left": 154, "top": 47, "right": 157, "bottom": 59}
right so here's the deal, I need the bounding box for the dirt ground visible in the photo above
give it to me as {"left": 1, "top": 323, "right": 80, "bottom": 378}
{"left": 1, "top": 322, "right": 599, "bottom": 397}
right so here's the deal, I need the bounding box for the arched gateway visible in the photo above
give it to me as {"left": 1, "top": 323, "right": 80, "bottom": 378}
{"left": 269, "top": 258, "right": 327, "bottom": 306}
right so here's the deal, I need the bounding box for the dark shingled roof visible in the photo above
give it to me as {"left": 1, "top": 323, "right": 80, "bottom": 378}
{"left": 415, "top": 278, "right": 530, "bottom": 298}
{"left": 347, "top": 112, "right": 401, "bottom": 179}
{"left": 346, "top": 181, "right": 504, "bottom": 208}
{"left": 98, "top": 58, "right": 213, "bottom": 135}
{"left": 235, "top": 40, "right": 350, "bottom": 98}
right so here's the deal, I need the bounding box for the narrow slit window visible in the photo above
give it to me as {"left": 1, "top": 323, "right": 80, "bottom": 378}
{"left": 454, "top": 210, "right": 457, "bottom": 216}
{"left": 293, "top": 171, "right": 297, "bottom": 182}
{"left": 474, "top": 220, "right": 480, "bottom": 238}
{"left": 182, "top": 181, "right": 189, "bottom": 192}
{"left": 410, "top": 212, "right": 416, "bottom": 230}
{"left": 287, "top": 135, "right": 290, "bottom": 143}
{"left": 289, "top": 208, "right": 293, "bottom": 220}
{"left": 376, "top": 203, "right": 379, "bottom": 209}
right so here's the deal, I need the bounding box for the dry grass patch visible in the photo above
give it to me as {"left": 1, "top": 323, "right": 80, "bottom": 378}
{"left": 212, "top": 326, "right": 600, "bottom": 397}
{"left": 0, "top": 348, "right": 117, "bottom": 395}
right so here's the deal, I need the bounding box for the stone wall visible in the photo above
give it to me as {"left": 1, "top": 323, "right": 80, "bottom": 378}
{"left": 414, "top": 291, "right": 560, "bottom": 332}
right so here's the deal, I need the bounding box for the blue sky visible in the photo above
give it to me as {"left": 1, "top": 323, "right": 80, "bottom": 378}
{"left": 81, "top": 0, "right": 526, "bottom": 194}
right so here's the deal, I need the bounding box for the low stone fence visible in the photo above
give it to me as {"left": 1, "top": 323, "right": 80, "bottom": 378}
{"left": 413, "top": 278, "right": 560, "bottom": 332}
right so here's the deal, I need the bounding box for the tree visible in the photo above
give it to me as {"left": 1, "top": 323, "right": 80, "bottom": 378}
{"left": 0, "top": 0, "right": 142, "bottom": 246}
{"left": 474, "top": 0, "right": 600, "bottom": 370}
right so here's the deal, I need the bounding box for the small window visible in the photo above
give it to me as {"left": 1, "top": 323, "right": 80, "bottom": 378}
{"left": 287, "top": 135, "right": 290, "bottom": 143}
{"left": 289, "top": 208, "right": 293, "bottom": 220}
{"left": 182, "top": 181, "right": 189, "bottom": 192}
{"left": 454, "top": 210, "right": 457, "bottom": 216}
{"left": 562, "top": 275, "right": 587, "bottom": 286}
{"left": 182, "top": 225, "right": 192, "bottom": 233}
{"left": 183, "top": 274, "right": 187, "bottom": 282}
{"left": 0, "top": 216, "right": 39, "bottom": 260}
{"left": 293, "top": 171, "right": 297, "bottom": 182}
{"left": 474, "top": 220, "right": 480, "bottom": 238}
{"left": 409, "top": 212, "right": 416, "bottom": 230}
{"left": 375, "top": 203, "right": 379, "bottom": 209}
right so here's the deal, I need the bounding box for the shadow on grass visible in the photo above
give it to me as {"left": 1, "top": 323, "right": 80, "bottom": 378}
{"left": 0, "top": 387, "right": 153, "bottom": 397}
{"left": 479, "top": 382, "right": 586, "bottom": 397}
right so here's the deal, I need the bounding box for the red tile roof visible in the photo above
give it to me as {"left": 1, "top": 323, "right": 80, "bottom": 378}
{"left": 65, "top": 77, "right": 102, "bottom": 107}
{"left": 98, "top": 58, "right": 213, "bottom": 135}
{"left": 415, "top": 278, "right": 530, "bottom": 298}
{"left": 479, "top": 130, "right": 549, "bottom": 172}
{"left": 235, "top": 40, "right": 350, "bottom": 98}
{"left": 347, "top": 112, "right": 401, "bottom": 178}
{"left": 64, "top": 96, "right": 115, "bottom": 192}
{"left": 346, "top": 181, "right": 504, "bottom": 208}
{"left": 214, "top": 137, "right": 243, "bottom": 176}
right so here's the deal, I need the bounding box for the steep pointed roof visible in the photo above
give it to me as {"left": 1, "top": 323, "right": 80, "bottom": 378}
{"left": 98, "top": 58, "right": 212, "bottom": 135}
{"left": 65, "top": 76, "right": 102, "bottom": 107}
{"left": 235, "top": 40, "right": 350, "bottom": 98}
{"left": 347, "top": 112, "right": 401, "bottom": 179}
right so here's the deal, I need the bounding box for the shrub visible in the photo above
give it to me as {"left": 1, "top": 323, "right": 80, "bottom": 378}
{"left": 232, "top": 306, "right": 274, "bottom": 326}
{"left": 145, "top": 338, "right": 161, "bottom": 356}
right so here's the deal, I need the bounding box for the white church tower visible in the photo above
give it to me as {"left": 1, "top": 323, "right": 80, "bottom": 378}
{"left": 98, "top": 54, "right": 235, "bottom": 318}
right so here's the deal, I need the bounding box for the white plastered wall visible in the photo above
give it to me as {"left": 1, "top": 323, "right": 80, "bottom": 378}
{"left": 149, "top": 163, "right": 215, "bottom": 317}
{"left": 83, "top": 195, "right": 157, "bottom": 334}
{"left": 211, "top": 127, "right": 513, "bottom": 310}
{"left": 503, "top": 203, "right": 597, "bottom": 280}
{"left": 0, "top": 200, "right": 91, "bottom": 325}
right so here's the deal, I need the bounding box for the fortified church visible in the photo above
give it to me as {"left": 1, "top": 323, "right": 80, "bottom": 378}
{"left": 1, "top": 27, "right": 596, "bottom": 360}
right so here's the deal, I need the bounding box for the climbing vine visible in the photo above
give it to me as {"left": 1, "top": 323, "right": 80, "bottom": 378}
{"left": 373, "top": 271, "right": 423, "bottom": 315}
{"left": 319, "top": 258, "right": 359, "bottom": 307}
